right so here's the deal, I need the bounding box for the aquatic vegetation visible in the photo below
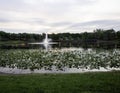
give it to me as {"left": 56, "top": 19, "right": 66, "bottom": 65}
{"left": 0, "top": 49, "right": 120, "bottom": 71}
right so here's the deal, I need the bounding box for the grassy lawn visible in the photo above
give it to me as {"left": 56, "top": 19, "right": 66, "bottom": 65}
{"left": 0, "top": 71, "right": 120, "bottom": 93}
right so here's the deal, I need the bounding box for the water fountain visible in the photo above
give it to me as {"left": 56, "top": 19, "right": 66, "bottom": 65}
{"left": 29, "top": 33, "right": 57, "bottom": 50}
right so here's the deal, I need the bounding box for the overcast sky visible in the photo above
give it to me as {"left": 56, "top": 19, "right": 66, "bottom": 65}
{"left": 0, "top": 0, "right": 120, "bottom": 34}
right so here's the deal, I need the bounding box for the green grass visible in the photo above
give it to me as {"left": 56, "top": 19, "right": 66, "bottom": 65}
{"left": 0, "top": 71, "right": 120, "bottom": 93}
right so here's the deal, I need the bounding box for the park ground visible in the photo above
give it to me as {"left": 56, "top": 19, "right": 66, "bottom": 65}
{"left": 0, "top": 71, "right": 120, "bottom": 93}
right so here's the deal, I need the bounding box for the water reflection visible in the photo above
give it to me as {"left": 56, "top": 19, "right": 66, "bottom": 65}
{"left": 0, "top": 41, "right": 119, "bottom": 50}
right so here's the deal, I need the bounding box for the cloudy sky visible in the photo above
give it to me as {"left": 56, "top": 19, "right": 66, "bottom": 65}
{"left": 0, "top": 0, "right": 120, "bottom": 34}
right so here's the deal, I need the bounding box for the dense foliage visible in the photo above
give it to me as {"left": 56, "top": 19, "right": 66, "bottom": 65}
{"left": 0, "top": 29, "right": 120, "bottom": 42}
{"left": 0, "top": 49, "right": 120, "bottom": 71}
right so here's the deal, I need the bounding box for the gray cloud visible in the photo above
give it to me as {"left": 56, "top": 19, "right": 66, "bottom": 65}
{"left": 0, "top": 0, "right": 26, "bottom": 11}
{"left": 65, "top": 20, "right": 120, "bottom": 32}
{"left": 20, "top": 18, "right": 47, "bottom": 25}
{"left": 70, "top": 20, "right": 120, "bottom": 28}
{"left": 50, "top": 22, "right": 73, "bottom": 27}
{"left": 0, "top": 0, "right": 120, "bottom": 33}
{"left": 0, "top": 28, "right": 45, "bottom": 34}
{"left": 75, "top": 0, "right": 97, "bottom": 5}
{"left": 0, "top": 18, "right": 11, "bottom": 23}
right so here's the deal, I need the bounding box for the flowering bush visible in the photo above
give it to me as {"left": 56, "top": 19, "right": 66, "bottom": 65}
{"left": 0, "top": 49, "right": 120, "bottom": 71}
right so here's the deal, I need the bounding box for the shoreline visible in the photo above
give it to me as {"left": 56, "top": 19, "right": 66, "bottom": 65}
{"left": 0, "top": 68, "right": 120, "bottom": 75}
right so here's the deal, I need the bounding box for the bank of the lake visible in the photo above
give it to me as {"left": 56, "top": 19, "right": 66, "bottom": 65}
{"left": 0, "top": 71, "right": 120, "bottom": 93}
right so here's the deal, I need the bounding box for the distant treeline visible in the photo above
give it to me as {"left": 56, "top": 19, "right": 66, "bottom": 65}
{"left": 0, "top": 29, "right": 120, "bottom": 49}
{"left": 0, "top": 29, "right": 120, "bottom": 42}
